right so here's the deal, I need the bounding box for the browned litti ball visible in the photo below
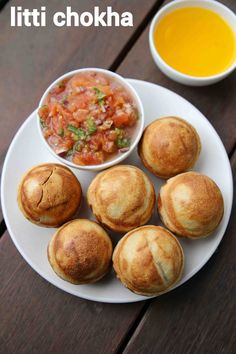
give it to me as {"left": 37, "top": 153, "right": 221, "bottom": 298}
{"left": 158, "top": 172, "right": 224, "bottom": 239}
{"left": 48, "top": 219, "right": 113, "bottom": 284}
{"left": 87, "top": 165, "right": 155, "bottom": 232}
{"left": 138, "top": 116, "right": 201, "bottom": 179}
{"left": 113, "top": 225, "right": 184, "bottom": 296}
{"left": 17, "top": 163, "right": 82, "bottom": 227}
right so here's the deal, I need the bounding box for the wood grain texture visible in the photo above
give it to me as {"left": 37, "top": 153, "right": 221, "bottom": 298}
{"left": 117, "top": 0, "right": 236, "bottom": 154}
{"left": 0, "top": 234, "right": 146, "bottom": 354}
{"left": 122, "top": 151, "right": 236, "bottom": 354}
{"left": 0, "top": 1, "right": 236, "bottom": 352}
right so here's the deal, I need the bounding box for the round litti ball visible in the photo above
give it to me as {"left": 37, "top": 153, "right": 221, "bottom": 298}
{"left": 158, "top": 172, "right": 224, "bottom": 238}
{"left": 138, "top": 116, "right": 201, "bottom": 178}
{"left": 48, "top": 219, "right": 113, "bottom": 284}
{"left": 87, "top": 165, "right": 155, "bottom": 232}
{"left": 17, "top": 163, "right": 82, "bottom": 227}
{"left": 113, "top": 225, "right": 184, "bottom": 296}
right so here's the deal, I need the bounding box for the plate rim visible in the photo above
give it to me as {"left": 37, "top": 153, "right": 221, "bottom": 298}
{"left": 1, "top": 79, "right": 233, "bottom": 303}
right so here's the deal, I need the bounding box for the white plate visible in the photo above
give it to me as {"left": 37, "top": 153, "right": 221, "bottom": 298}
{"left": 1, "top": 79, "right": 233, "bottom": 303}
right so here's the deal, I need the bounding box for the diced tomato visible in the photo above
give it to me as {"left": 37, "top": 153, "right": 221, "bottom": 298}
{"left": 106, "top": 130, "right": 117, "bottom": 141}
{"left": 102, "top": 140, "right": 116, "bottom": 153}
{"left": 112, "top": 113, "right": 130, "bottom": 128}
{"left": 89, "top": 132, "right": 104, "bottom": 151}
{"left": 128, "top": 112, "right": 138, "bottom": 126}
{"left": 50, "top": 103, "right": 60, "bottom": 116}
{"left": 114, "top": 96, "right": 125, "bottom": 108}
{"left": 96, "top": 85, "right": 113, "bottom": 97}
{"left": 68, "top": 72, "right": 102, "bottom": 90}
{"left": 72, "top": 151, "right": 104, "bottom": 165}
{"left": 73, "top": 109, "right": 89, "bottom": 122}
{"left": 94, "top": 74, "right": 109, "bottom": 86}
{"left": 66, "top": 94, "right": 90, "bottom": 111}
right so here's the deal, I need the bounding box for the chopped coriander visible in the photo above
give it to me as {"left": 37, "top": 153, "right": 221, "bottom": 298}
{"left": 93, "top": 87, "right": 106, "bottom": 106}
{"left": 86, "top": 117, "right": 97, "bottom": 135}
{"left": 58, "top": 128, "right": 64, "bottom": 137}
{"left": 67, "top": 124, "right": 79, "bottom": 134}
{"left": 74, "top": 141, "right": 83, "bottom": 152}
{"left": 115, "top": 128, "right": 122, "bottom": 137}
{"left": 72, "top": 134, "right": 79, "bottom": 141}
{"left": 67, "top": 124, "right": 86, "bottom": 140}
{"left": 116, "top": 137, "right": 130, "bottom": 148}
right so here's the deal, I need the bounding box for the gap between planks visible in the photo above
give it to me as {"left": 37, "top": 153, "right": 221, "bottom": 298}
{"left": 116, "top": 299, "right": 153, "bottom": 354}
{"left": 109, "top": 0, "right": 165, "bottom": 72}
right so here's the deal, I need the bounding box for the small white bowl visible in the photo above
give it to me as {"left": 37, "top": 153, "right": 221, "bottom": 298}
{"left": 37, "top": 68, "right": 144, "bottom": 171}
{"left": 149, "top": 0, "right": 236, "bottom": 86}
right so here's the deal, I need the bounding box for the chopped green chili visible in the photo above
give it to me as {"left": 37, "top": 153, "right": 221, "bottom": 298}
{"left": 58, "top": 128, "right": 64, "bottom": 137}
{"left": 93, "top": 87, "right": 106, "bottom": 106}
{"left": 86, "top": 117, "right": 97, "bottom": 135}
{"left": 74, "top": 141, "right": 83, "bottom": 152}
{"left": 67, "top": 124, "right": 86, "bottom": 140}
{"left": 115, "top": 128, "right": 122, "bottom": 137}
{"left": 116, "top": 137, "right": 130, "bottom": 148}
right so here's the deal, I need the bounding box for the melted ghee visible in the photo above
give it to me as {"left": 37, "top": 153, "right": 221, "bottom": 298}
{"left": 154, "top": 7, "right": 236, "bottom": 76}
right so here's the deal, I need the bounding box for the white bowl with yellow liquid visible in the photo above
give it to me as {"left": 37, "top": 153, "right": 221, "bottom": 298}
{"left": 149, "top": 0, "right": 236, "bottom": 86}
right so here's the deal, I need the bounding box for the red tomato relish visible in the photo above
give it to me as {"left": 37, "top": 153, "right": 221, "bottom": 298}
{"left": 39, "top": 72, "right": 139, "bottom": 165}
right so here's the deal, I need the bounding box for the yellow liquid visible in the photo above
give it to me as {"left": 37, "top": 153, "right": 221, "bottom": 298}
{"left": 154, "top": 7, "right": 236, "bottom": 77}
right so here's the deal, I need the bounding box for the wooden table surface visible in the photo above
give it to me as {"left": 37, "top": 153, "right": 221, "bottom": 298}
{"left": 0, "top": 1, "right": 235, "bottom": 353}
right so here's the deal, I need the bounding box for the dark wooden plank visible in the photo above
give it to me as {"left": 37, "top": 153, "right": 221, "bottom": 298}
{"left": 118, "top": 0, "right": 236, "bottom": 154}
{"left": 121, "top": 150, "right": 236, "bottom": 354}
{"left": 0, "top": 233, "right": 146, "bottom": 354}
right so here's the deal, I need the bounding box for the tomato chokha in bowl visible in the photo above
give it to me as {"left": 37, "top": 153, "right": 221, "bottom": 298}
{"left": 38, "top": 69, "right": 144, "bottom": 170}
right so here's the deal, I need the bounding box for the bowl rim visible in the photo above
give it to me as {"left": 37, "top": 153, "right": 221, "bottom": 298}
{"left": 149, "top": 0, "right": 236, "bottom": 82}
{"left": 37, "top": 68, "right": 144, "bottom": 171}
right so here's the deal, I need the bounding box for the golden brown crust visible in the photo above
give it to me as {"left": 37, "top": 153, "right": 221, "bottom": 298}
{"left": 113, "top": 225, "right": 184, "bottom": 296}
{"left": 87, "top": 165, "right": 156, "bottom": 232}
{"left": 138, "top": 116, "right": 201, "bottom": 179}
{"left": 17, "top": 163, "right": 82, "bottom": 227}
{"left": 158, "top": 172, "right": 224, "bottom": 239}
{"left": 48, "top": 219, "right": 113, "bottom": 284}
